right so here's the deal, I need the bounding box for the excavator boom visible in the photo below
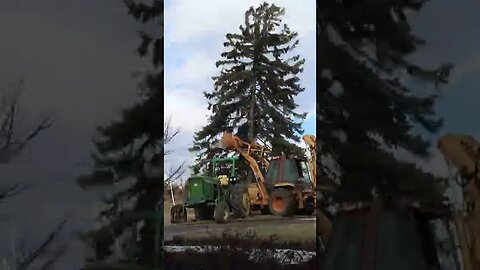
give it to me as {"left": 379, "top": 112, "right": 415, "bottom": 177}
{"left": 303, "top": 134, "right": 316, "bottom": 188}
{"left": 215, "top": 131, "right": 270, "bottom": 202}
{"left": 438, "top": 134, "right": 479, "bottom": 179}
{"left": 437, "top": 133, "right": 480, "bottom": 270}
{"left": 302, "top": 134, "right": 334, "bottom": 243}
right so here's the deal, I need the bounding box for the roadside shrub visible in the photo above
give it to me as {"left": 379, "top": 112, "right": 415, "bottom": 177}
{"left": 164, "top": 230, "right": 317, "bottom": 270}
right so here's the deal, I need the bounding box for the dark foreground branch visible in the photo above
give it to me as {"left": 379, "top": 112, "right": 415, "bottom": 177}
{"left": 15, "top": 219, "right": 68, "bottom": 270}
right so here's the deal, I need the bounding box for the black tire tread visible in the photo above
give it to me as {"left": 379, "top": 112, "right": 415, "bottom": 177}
{"left": 214, "top": 201, "right": 229, "bottom": 224}
{"left": 268, "top": 188, "right": 296, "bottom": 217}
{"left": 230, "top": 182, "right": 249, "bottom": 218}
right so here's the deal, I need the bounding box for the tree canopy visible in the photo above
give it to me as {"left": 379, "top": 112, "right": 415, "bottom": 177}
{"left": 78, "top": 1, "right": 165, "bottom": 269}
{"left": 317, "top": 0, "right": 453, "bottom": 203}
{"left": 190, "top": 2, "right": 308, "bottom": 172}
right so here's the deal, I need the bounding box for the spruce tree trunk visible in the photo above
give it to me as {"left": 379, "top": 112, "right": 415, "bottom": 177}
{"left": 246, "top": 82, "right": 257, "bottom": 185}
{"left": 248, "top": 83, "right": 256, "bottom": 143}
{"left": 248, "top": 13, "right": 259, "bottom": 144}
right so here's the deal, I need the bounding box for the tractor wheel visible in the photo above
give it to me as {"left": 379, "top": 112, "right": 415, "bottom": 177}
{"left": 268, "top": 188, "right": 296, "bottom": 217}
{"left": 214, "top": 201, "right": 230, "bottom": 224}
{"left": 230, "top": 182, "right": 251, "bottom": 218}
{"left": 195, "top": 206, "right": 214, "bottom": 220}
{"left": 170, "top": 205, "right": 187, "bottom": 224}
{"left": 300, "top": 197, "right": 315, "bottom": 216}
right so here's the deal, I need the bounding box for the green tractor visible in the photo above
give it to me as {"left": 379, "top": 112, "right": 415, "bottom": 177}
{"left": 170, "top": 156, "right": 249, "bottom": 224}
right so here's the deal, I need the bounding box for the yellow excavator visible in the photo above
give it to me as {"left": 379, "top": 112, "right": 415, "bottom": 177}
{"left": 319, "top": 133, "right": 480, "bottom": 269}
{"left": 215, "top": 131, "right": 270, "bottom": 215}
{"left": 302, "top": 134, "right": 334, "bottom": 245}
{"left": 302, "top": 135, "right": 316, "bottom": 188}
{"left": 216, "top": 131, "right": 316, "bottom": 217}
{"left": 437, "top": 133, "right": 480, "bottom": 270}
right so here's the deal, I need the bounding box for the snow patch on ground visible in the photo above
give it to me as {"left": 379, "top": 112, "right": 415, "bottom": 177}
{"left": 164, "top": 245, "right": 315, "bottom": 265}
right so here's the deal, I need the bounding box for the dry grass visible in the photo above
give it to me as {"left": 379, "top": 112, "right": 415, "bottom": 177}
{"left": 169, "top": 222, "right": 316, "bottom": 250}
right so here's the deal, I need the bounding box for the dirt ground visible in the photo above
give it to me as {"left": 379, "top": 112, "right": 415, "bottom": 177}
{"left": 168, "top": 219, "right": 315, "bottom": 242}
{"left": 164, "top": 192, "right": 316, "bottom": 248}
{"left": 165, "top": 211, "right": 315, "bottom": 246}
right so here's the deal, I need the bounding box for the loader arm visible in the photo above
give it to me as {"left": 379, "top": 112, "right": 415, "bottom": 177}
{"left": 303, "top": 134, "right": 316, "bottom": 188}
{"left": 215, "top": 132, "right": 269, "bottom": 202}
{"left": 303, "top": 134, "right": 334, "bottom": 243}
{"left": 437, "top": 133, "right": 480, "bottom": 270}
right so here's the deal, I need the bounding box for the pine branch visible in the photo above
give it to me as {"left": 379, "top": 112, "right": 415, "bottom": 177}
{"left": 0, "top": 79, "right": 54, "bottom": 163}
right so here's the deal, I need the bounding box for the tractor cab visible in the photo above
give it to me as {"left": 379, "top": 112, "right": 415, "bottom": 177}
{"left": 171, "top": 157, "right": 241, "bottom": 224}
{"left": 264, "top": 155, "right": 314, "bottom": 190}
{"left": 263, "top": 155, "right": 316, "bottom": 216}
{"left": 210, "top": 157, "right": 239, "bottom": 185}
{"left": 184, "top": 157, "right": 239, "bottom": 205}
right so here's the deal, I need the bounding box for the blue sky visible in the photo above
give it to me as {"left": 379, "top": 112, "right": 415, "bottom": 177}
{"left": 303, "top": 117, "right": 315, "bottom": 136}
{"left": 393, "top": 0, "right": 480, "bottom": 177}
{"left": 164, "top": 0, "right": 316, "bottom": 176}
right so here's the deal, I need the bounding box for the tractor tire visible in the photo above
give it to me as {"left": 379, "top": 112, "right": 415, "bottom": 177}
{"left": 170, "top": 205, "right": 187, "bottom": 224}
{"left": 214, "top": 201, "right": 230, "bottom": 224}
{"left": 230, "top": 182, "right": 250, "bottom": 218}
{"left": 194, "top": 206, "right": 214, "bottom": 220}
{"left": 301, "top": 197, "right": 315, "bottom": 216}
{"left": 268, "top": 188, "right": 296, "bottom": 217}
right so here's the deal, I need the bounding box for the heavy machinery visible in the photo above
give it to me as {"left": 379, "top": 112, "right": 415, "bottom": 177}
{"left": 170, "top": 157, "right": 243, "bottom": 224}
{"left": 214, "top": 131, "right": 271, "bottom": 217}
{"left": 302, "top": 134, "right": 336, "bottom": 247}
{"left": 171, "top": 131, "right": 318, "bottom": 224}
{"left": 302, "top": 135, "right": 316, "bottom": 186}
{"left": 322, "top": 133, "right": 480, "bottom": 270}
{"left": 216, "top": 131, "right": 316, "bottom": 217}
{"left": 437, "top": 133, "right": 480, "bottom": 270}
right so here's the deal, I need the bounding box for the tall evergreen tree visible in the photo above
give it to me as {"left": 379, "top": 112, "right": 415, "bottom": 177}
{"left": 78, "top": 1, "right": 164, "bottom": 269}
{"left": 0, "top": 79, "right": 66, "bottom": 269}
{"left": 317, "top": 1, "right": 453, "bottom": 203}
{"left": 190, "top": 2, "right": 308, "bottom": 171}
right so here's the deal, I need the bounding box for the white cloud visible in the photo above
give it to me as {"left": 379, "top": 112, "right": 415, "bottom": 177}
{"left": 165, "top": 0, "right": 249, "bottom": 44}
{"left": 305, "top": 104, "right": 316, "bottom": 121}
{"left": 165, "top": 53, "right": 217, "bottom": 87}
{"left": 164, "top": 87, "right": 209, "bottom": 134}
{"left": 165, "top": 0, "right": 315, "bottom": 45}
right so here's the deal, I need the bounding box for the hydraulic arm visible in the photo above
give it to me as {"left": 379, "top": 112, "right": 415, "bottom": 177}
{"left": 438, "top": 133, "right": 480, "bottom": 270}
{"left": 302, "top": 134, "right": 333, "bottom": 242}
{"left": 215, "top": 131, "right": 270, "bottom": 204}
{"left": 303, "top": 134, "right": 316, "bottom": 188}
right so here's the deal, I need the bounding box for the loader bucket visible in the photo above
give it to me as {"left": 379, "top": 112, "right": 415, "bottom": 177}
{"left": 214, "top": 132, "right": 237, "bottom": 150}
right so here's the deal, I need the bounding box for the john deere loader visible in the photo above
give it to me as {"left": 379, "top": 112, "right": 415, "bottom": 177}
{"left": 170, "top": 156, "right": 249, "bottom": 224}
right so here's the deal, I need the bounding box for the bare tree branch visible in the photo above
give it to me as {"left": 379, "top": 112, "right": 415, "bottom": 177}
{"left": 37, "top": 242, "right": 69, "bottom": 270}
{"left": 8, "top": 114, "right": 54, "bottom": 159}
{"left": 0, "top": 78, "right": 63, "bottom": 269}
{"left": 163, "top": 117, "right": 185, "bottom": 186}
{"left": 164, "top": 162, "right": 185, "bottom": 186}
{"left": 0, "top": 79, "right": 55, "bottom": 164}
{"left": 163, "top": 117, "right": 181, "bottom": 148}
{"left": 15, "top": 219, "right": 67, "bottom": 270}
{"left": 0, "top": 183, "right": 30, "bottom": 203}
